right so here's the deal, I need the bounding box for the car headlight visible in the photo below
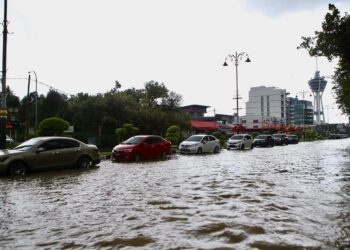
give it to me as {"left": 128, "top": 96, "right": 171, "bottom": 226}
{"left": 120, "top": 149, "right": 132, "bottom": 152}
{"left": 0, "top": 156, "right": 9, "bottom": 162}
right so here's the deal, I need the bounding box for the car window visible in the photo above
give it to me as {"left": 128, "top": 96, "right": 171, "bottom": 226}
{"left": 151, "top": 137, "right": 163, "bottom": 144}
{"left": 40, "top": 140, "right": 61, "bottom": 151}
{"left": 59, "top": 139, "right": 80, "bottom": 149}
{"left": 209, "top": 136, "right": 216, "bottom": 141}
{"left": 202, "top": 136, "right": 209, "bottom": 142}
{"left": 186, "top": 136, "right": 203, "bottom": 142}
{"left": 231, "top": 135, "right": 244, "bottom": 140}
{"left": 246, "top": 135, "right": 252, "bottom": 140}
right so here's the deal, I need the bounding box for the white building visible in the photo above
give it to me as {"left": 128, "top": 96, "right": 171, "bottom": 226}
{"left": 242, "top": 86, "right": 288, "bottom": 128}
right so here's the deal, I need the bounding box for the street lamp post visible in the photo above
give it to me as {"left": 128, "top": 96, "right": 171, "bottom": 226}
{"left": 223, "top": 52, "right": 251, "bottom": 129}
{"left": 29, "top": 71, "right": 38, "bottom": 135}
{"left": 0, "top": 0, "right": 8, "bottom": 149}
{"left": 28, "top": 71, "right": 38, "bottom": 135}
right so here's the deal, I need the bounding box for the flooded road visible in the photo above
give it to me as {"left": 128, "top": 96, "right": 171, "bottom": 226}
{"left": 1, "top": 139, "right": 350, "bottom": 249}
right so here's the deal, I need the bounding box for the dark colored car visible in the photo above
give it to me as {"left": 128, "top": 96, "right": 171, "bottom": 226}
{"left": 0, "top": 137, "right": 100, "bottom": 176}
{"left": 112, "top": 135, "right": 172, "bottom": 162}
{"left": 253, "top": 135, "right": 274, "bottom": 147}
{"left": 287, "top": 134, "right": 299, "bottom": 144}
{"left": 272, "top": 133, "right": 289, "bottom": 146}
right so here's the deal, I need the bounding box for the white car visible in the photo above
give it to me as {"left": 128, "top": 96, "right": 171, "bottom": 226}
{"left": 227, "top": 134, "right": 254, "bottom": 150}
{"left": 179, "top": 134, "right": 220, "bottom": 154}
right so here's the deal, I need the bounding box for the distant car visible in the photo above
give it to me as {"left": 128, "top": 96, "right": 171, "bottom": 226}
{"left": 253, "top": 135, "right": 274, "bottom": 147}
{"left": 6, "top": 135, "right": 14, "bottom": 145}
{"left": 0, "top": 137, "right": 100, "bottom": 176}
{"left": 179, "top": 134, "right": 220, "bottom": 154}
{"left": 112, "top": 135, "right": 172, "bottom": 161}
{"left": 272, "top": 133, "right": 289, "bottom": 145}
{"left": 287, "top": 134, "right": 299, "bottom": 144}
{"left": 227, "top": 134, "right": 254, "bottom": 150}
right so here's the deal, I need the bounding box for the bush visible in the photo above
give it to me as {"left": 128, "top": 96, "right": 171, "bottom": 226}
{"left": 165, "top": 125, "right": 181, "bottom": 145}
{"left": 39, "top": 117, "right": 69, "bottom": 136}
{"left": 115, "top": 123, "right": 139, "bottom": 143}
{"left": 212, "top": 131, "right": 226, "bottom": 147}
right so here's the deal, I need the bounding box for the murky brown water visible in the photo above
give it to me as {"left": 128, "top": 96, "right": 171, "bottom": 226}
{"left": 1, "top": 139, "right": 350, "bottom": 249}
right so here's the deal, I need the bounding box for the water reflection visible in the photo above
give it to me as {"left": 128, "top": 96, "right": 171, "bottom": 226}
{"left": 0, "top": 139, "right": 349, "bottom": 249}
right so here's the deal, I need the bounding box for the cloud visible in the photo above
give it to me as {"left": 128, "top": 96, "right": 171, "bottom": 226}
{"left": 243, "top": 0, "right": 344, "bottom": 16}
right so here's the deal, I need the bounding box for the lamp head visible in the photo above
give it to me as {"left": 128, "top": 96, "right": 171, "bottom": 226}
{"left": 223, "top": 61, "right": 228, "bottom": 66}
{"left": 245, "top": 57, "right": 251, "bottom": 63}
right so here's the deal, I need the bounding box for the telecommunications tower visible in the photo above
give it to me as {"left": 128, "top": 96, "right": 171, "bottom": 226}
{"left": 308, "top": 71, "right": 327, "bottom": 125}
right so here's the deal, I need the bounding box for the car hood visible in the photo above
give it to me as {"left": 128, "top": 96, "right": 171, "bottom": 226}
{"left": 228, "top": 139, "right": 242, "bottom": 143}
{"left": 0, "top": 149, "right": 23, "bottom": 156}
{"left": 113, "top": 144, "right": 136, "bottom": 151}
{"left": 180, "top": 141, "right": 200, "bottom": 146}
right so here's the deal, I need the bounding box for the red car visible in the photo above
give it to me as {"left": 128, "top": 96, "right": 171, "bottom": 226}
{"left": 112, "top": 135, "right": 172, "bottom": 161}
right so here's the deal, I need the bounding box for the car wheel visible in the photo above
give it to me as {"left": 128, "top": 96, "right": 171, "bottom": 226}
{"left": 77, "top": 156, "right": 92, "bottom": 168}
{"left": 9, "top": 162, "right": 27, "bottom": 176}
{"left": 160, "top": 151, "right": 167, "bottom": 160}
{"left": 241, "top": 144, "right": 245, "bottom": 150}
{"left": 197, "top": 148, "right": 203, "bottom": 154}
{"left": 213, "top": 146, "right": 220, "bottom": 153}
{"left": 250, "top": 144, "right": 254, "bottom": 149}
{"left": 133, "top": 153, "right": 141, "bottom": 161}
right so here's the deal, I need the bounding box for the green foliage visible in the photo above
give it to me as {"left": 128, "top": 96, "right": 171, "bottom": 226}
{"left": 299, "top": 4, "right": 350, "bottom": 115}
{"left": 38, "top": 117, "right": 69, "bottom": 136}
{"left": 212, "top": 131, "right": 226, "bottom": 147}
{"left": 115, "top": 123, "right": 139, "bottom": 143}
{"left": 165, "top": 125, "right": 181, "bottom": 145}
{"left": 304, "top": 128, "right": 318, "bottom": 141}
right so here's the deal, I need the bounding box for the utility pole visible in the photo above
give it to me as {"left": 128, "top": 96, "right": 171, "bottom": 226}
{"left": 0, "top": 0, "right": 8, "bottom": 149}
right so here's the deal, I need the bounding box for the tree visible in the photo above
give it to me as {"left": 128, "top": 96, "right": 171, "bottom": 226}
{"left": 144, "top": 81, "right": 168, "bottom": 108}
{"left": 41, "top": 90, "right": 67, "bottom": 119}
{"left": 38, "top": 117, "right": 69, "bottom": 136}
{"left": 298, "top": 4, "right": 350, "bottom": 115}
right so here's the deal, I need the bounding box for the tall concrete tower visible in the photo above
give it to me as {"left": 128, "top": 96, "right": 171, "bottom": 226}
{"left": 308, "top": 71, "right": 327, "bottom": 124}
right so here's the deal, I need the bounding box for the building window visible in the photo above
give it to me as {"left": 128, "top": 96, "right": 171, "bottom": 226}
{"left": 261, "top": 96, "right": 264, "bottom": 116}
{"left": 241, "top": 120, "right": 247, "bottom": 124}
{"left": 253, "top": 120, "right": 259, "bottom": 124}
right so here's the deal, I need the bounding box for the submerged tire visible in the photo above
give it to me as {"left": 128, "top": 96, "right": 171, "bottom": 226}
{"left": 213, "top": 146, "right": 220, "bottom": 153}
{"left": 9, "top": 162, "right": 27, "bottom": 176}
{"left": 133, "top": 153, "right": 141, "bottom": 162}
{"left": 197, "top": 148, "right": 203, "bottom": 154}
{"left": 160, "top": 151, "right": 167, "bottom": 160}
{"left": 77, "top": 156, "right": 92, "bottom": 168}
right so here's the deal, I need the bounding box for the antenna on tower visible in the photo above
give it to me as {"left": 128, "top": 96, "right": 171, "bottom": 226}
{"left": 316, "top": 56, "right": 319, "bottom": 71}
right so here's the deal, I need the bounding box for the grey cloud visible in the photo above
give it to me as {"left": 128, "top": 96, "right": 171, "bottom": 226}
{"left": 243, "top": 0, "right": 344, "bottom": 16}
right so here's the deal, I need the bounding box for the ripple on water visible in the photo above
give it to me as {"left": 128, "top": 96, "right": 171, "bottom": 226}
{"left": 93, "top": 235, "right": 155, "bottom": 248}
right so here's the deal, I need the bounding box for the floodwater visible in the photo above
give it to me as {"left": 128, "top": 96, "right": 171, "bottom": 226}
{"left": 1, "top": 139, "right": 350, "bottom": 249}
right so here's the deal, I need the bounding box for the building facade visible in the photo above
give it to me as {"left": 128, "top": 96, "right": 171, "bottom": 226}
{"left": 286, "top": 97, "right": 314, "bottom": 126}
{"left": 243, "top": 86, "right": 288, "bottom": 128}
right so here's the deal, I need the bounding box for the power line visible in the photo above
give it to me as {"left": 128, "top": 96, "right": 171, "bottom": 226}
{"left": 7, "top": 77, "right": 74, "bottom": 96}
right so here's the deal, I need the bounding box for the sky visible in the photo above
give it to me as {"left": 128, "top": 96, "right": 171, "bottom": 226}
{"left": 2, "top": 0, "right": 350, "bottom": 123}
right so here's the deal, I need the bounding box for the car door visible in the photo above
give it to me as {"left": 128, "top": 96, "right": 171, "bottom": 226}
{"left": 245, "top": 135, "right": 253, "bottom": 147}
{"left": 201, "top": 136, "right": 212, "bottom": 152}
{"left": 56, "top": 139, "right": 81, "bottom": 166}
{"left": 141, "top": 137, "right": 157, "bottom": 159}
{"left": 27, "top": 139, "right": 62, "bottom": 170}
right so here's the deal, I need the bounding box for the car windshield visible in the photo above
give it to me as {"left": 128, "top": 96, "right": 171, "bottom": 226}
{"left": 121, "top": 136, "right": 145, "bottom": 145}
{"left": 15, "top": 138, "right": 44, "bottom": 151}
{"left": 256, "top": 135, "right": 267, "bottom": 139}
{"left": 230, "top": 135, "right": 244, "bottom": 140}
{"left": 273, "top": 134, "right": 284, "bottom": 138}
{"left": 185, "top": 136, "right": 203, "bottom": 142}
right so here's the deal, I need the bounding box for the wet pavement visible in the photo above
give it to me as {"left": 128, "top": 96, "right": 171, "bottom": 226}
{"left": 0, "top": 139, "right": 350, "bottom": 249}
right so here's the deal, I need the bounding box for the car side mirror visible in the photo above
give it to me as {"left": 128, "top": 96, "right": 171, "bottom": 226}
{"left": 36, "top": 147, "right": 45, "bottom": 153}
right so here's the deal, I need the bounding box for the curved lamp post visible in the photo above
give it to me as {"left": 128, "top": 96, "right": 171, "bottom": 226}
{"left": 223, "top": 52, "right": 251, "bottom": 128}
